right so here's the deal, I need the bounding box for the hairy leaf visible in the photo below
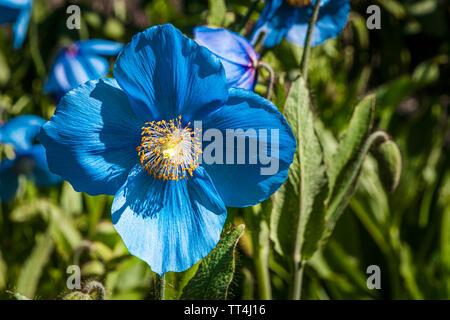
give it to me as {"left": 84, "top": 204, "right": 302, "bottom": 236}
{"left": 181, "top": 225, "right": 245, "bottom": 300}
{"left": 271, "top": 76, "right": 328, "bottom": 261}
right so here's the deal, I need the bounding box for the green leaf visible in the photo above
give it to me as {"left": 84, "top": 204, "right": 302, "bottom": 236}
{"left": 328, "top": 94, "right": 375, "bottom": 197}
{"left": 84, "top": 193, "right": 108, "bottom": 237}
{"left": 164, "top": 263, "right": 199, "bottom": 300}
{"left": 0, "top": 51, "right": 10, "bottom": 86}
{"left": 271, "top": 76, "right": 328, "bottom": 261}
{"left": 181, "top": 224, "right": 245, "bottom": 300}
{"left": 323, "top": 95, "right": 376, "bottom": 241}
{"left": 324, "top": 131, "right": 392, "bottom": 242}
{"left": 0, "top": 250, "right": 7, "bottom": 291}
{"left": 60, "top": 182, "right": 83, "bottom": 216}
{"left": 207, "top": 0, "right": 226, "bottom": 26}
{"left": 10, "top": 199, "right": 82, "bottom": 256}
{"left": 16, "top": 229, "right": 54, "bottom": 298}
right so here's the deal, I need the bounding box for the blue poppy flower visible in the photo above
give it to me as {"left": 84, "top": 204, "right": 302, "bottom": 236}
{"left": 39, "top": 24, "right": 296, "bottom": 275}
{"left": 0, "top": 0, "right": 33, "bottom": 49}
{"left": 0, "top": 115, "right": 61, "bottom": 201}
{"left": 251, "top": 0, "right": 350, "bottom": 48}
{"left": 194, "top": 26, "right": 259, "bottom": 91}
{"left": 43, "top": 39, "right": 123, "bottom": 101}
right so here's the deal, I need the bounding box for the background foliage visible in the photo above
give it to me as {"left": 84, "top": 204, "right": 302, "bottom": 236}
{"left": 0, "top": 0, "right": 449, "bottom": 300}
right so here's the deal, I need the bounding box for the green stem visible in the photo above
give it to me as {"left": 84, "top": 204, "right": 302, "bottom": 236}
{"left": 299, "top": 0, "right": 321, "bottom": 80}
{"left": 29, "top": 10, "right": 45, "bottom": 78}
{"left": 253, "top": 239, "right": 272, "bottom": 299}
{"left": 238, "top": 0, "right": 260, "bottom": 35}
{"left": 156, "top": 274, "right": 165, "bottom": 300}
{"left": 291, "top": 260, "right": 305, "bottom": 300}
{"left": 247, "top": 205, "right": 272, "bottom": 299}
{"left": 257, "top": 61, "right": 275, "bottom": 100}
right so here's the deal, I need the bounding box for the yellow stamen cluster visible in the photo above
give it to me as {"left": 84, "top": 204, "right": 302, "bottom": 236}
{"left": 136, "top": 116, "right": 202, "bottom": 181}
{"left": 286, "top": 0, "right": 312, "bottom": 8}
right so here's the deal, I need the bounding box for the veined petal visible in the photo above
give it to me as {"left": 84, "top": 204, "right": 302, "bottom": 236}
{"left": 286, "top": 0, "right": 350, "bottom": 46}
{"left": 113, "top": 24, "right": 229, "bottom": 122}
{"left": 199, "top": 88, "right": 296, "bottom": 207}
{"left": 112, "top": 164, "right": 227, "bottom": 275}
{"left": 39, "top": 78, "right": 144, "bottom": 196}
{"left": 0, "top": 115, "right": 44, "bottom": 151}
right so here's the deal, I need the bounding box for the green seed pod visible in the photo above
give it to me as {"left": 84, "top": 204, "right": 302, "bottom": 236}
{"left": 373, "top": 140, "right": 402, "bottom": 193}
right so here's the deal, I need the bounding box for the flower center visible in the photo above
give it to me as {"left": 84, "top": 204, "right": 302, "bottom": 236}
{"left": 286, "top": 0, "right": 312, "bottom": 7}
{"left": 66, "top": 44, "right": 79, "bottom": 58}
{"left": 136, "top": 116, "right": 202, "bottom": 181}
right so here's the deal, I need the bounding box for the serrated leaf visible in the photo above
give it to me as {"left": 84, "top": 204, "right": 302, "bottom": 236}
{"left": 181, "top": 224, "right": 245, "bottom": 300}
{"left": 16, "top": 230, "right": 54, "bottom": 298}
{"left": 271, "top": 76, "right": 328, "bottom": 261}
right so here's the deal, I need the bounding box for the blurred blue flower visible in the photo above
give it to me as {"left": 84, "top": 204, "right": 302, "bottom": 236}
{"left": 39, "top": 24, "right": 296, "bottom": 274}
{"left": 0, "top": 115, "right": 61, "bottom": 201}
{"left": 194, "top": 26, "right": 259, "bottom": 90}
{"left": 43, "top": 40, "right": 123, "bottom": 101}
{"left": 251, "top": 0, "right": 350, "bottom": 48}
{"left": 0, "top": 0, "right": 33, "bottom": 49}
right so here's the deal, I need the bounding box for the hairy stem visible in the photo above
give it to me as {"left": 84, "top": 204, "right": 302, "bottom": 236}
{"left": 257, "top": 61, "right": 275, "bottom": 100}
{"left": 299, "top": 0, "right": 321, "bottom": 80}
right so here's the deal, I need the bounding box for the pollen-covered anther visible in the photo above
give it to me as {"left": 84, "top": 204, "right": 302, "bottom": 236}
{"left": 286, "top": 0, "right": 312, "bottom": 8}
{"left": 136, "top": 116, "right": 202, "bottom": 181}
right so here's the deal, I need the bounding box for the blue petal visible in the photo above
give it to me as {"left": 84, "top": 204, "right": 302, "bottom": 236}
{"left": 0, "top": 5, "right": 19, "bottom": 24}
{"left": 78, "top": 39, "right": 123, "bottom": 56}
{"left": 44, "top": 47, "right": 112, "bottom": 98}
{"left": 113, "top": 24, "right": 229, "bottom": 122}
{"left": 0, "top": 159, "right": 18, "bottom": 202}
{"left": 39, "top": 78, "right": 144, "bottom": 196}
{"left": 286, "top": 0, "right": 350, "bottom": 46}
{"left": 194, "top": 26, "right": 258, "bottom": 90}
{"left": 251, "top": 0, "right": 298, "bottom": 48}
{"left": 12, "top": 2, "right": 31, "bottom": 49}
{"left": 24, "top": 145, "right": 62, "bottom": 187}
{"left": 199, "top": 88, "right": 296, "bottom": 207}
{"left": 0, "top": 0, "right": 31, "bottom": 7}
{"left": 194, "top": 26, "right": 258, "bottom": 67}
{"left": 0, "top": 114, "right": 44, "bottom": 151}
{"left": 43, "top": 52, "right": 72, "bottom": 94}
{"left": 112, "top": 164, "right": 227, "bottom": 275}
{"left": 77, "top": 54, "right": 109, "bottom": 80}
